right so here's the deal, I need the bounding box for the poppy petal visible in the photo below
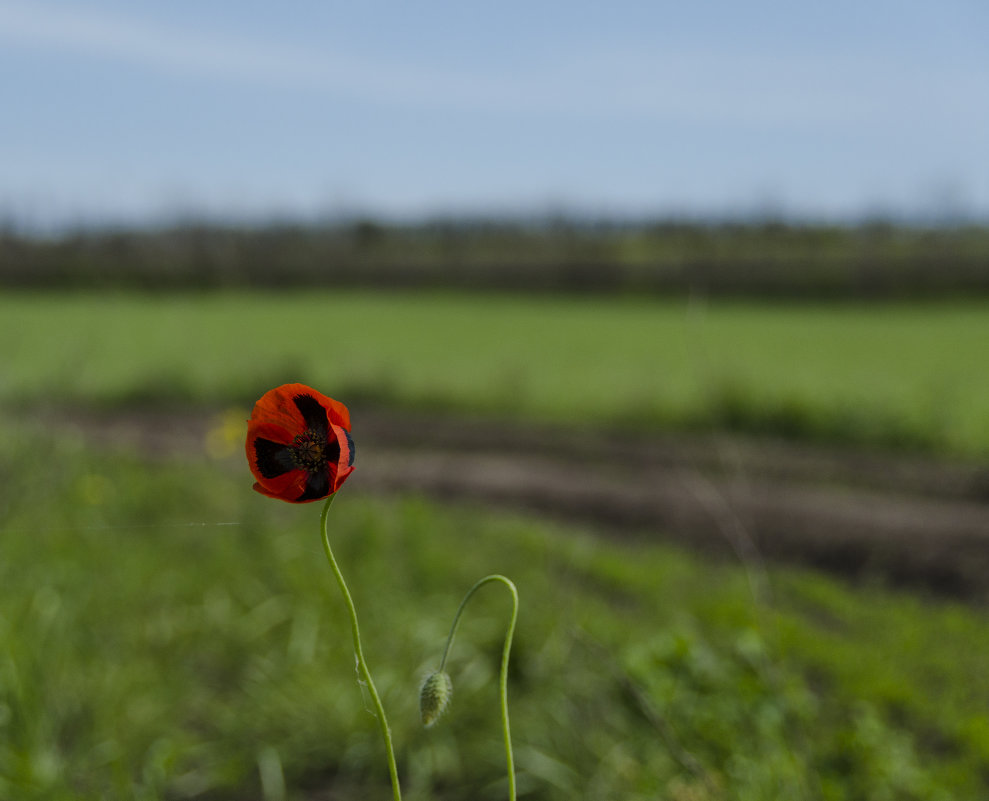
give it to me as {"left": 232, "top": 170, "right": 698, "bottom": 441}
{"left": 281, "top": 383, "right": 349, "bottom": 427}
{"left": 328, "top": 426, "right": 355, "bottom": 470}
{"left": 291, "top": 393, "right": 329, "bottom": 437}
{"left": 324, "top": 396, "right": 350, "bottom": 431}
{"left": 250, "top": 384, "right": 351, "bottom": 431}
{"left": 327, "top": 425, "right": 356, "bottom": 493}
{"left": 249, "top": 386, "right": 307, "bottom": 434}
{"left": 247, "top": 420, "right": 295, "bottom": 445}
{"left": 252, "top": 469, "right": 308, "bottom": 502}
{"left": 252, "top": 437, "right": 295, "bottom": 479}
{"left": 296, "top": 467, "right": 331, "bottom": 502}
{"left": 245, "top": 421, "right": 297, "bottom": 485}
{"left": 333, "top": 464, "right": 355, "bottom": 492}
{"left": 344, "top": 430, "right": 356, "bottom": 467}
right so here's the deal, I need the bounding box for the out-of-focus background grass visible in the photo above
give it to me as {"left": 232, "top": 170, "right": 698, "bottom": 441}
{"left": 2, "top": 221, "right": 989, "bottom": 801}
{"left": 3, "top": 286, "right": 989, "bottom": 454}
{"left": 3, "top": 430, "right": 988, "bottom": 801}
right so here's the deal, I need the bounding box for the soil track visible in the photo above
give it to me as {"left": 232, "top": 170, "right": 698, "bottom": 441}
{"left": 47, "top": 406, "right": 989, "bottom": 600}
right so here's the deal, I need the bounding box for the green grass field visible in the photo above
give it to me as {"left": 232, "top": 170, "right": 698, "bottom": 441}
{"left": 2, "top": 289, "right": 988, "bottom": 799}
{"left": 1, "top": 424, "right": 987, "bottom": 800}
{"left": 2, "top": 290, "right": 988, "bottom": 455}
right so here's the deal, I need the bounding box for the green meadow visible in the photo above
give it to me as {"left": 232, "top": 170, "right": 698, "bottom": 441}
{"left": 1, "top": 425, "right": 988, "bottom": 800}
{"left": 2, "top": 290, "right": 988, "bottom": 454}
{"left": 1, "top": 289, "right": 988, "bottom": 799}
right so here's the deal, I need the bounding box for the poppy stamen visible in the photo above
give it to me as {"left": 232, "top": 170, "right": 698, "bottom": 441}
{"left": 292, "top": 430, "right": 328, "bottom": 472}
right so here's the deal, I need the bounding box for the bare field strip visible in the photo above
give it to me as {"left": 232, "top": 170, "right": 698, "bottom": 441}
{"left": 39, "top": 405, "right": 989, "bottom": 600}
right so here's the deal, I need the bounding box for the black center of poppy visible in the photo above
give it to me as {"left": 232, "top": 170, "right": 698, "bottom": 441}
{"left": 291, "top": 430, "right": 327, "bottom": 471}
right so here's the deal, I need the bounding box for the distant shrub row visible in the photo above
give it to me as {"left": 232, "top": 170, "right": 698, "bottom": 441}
{"left": 3, "top": 219, "right": 989, "bottom": 297}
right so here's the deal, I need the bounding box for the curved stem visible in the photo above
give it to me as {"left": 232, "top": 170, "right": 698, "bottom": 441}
{"left": 439, "top": 574, "right": 518, "bottom": 801}
{"left": 319, "top": 495, "right": 402, "bottom": 801}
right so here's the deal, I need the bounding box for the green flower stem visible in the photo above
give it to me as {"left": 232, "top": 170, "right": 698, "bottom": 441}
{"left": 319, "top": 495, "right": 402, "bottom": 801}
{"left": 439, "top": 574, "right": 519, "bottom": 801}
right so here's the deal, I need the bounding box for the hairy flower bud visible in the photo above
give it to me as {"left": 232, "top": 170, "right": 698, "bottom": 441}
{"left": 419, "top": 671, "right": 453, "bottom": 727}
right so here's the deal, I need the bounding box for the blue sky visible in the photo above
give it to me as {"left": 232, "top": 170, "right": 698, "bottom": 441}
{"left": 1, "top": 0, "right": 987, "bottom": 229}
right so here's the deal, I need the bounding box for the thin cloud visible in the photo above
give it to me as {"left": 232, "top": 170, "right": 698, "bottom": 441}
{"left": 2, "top": 0, "right": 985, "bottom": 158}
{"left": 0, "top": 0, "right": 939, "bottom": 128}
{"left": 0, "top": 2, "right": 546, "bottom": 112}
{"left": 0, "top": 2, "right": 373, "bottom": 92}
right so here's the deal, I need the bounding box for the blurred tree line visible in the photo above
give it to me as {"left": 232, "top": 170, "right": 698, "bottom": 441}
{"left": 2, "top": 218, "right": 988, "bottom": 298}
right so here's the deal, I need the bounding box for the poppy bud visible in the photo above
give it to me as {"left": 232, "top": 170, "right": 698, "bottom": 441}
{"left": 419, "top": 671, "right": 453, "bottom": 727}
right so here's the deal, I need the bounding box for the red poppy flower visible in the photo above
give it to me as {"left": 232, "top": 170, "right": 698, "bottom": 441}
{"left": 246, "top": 383, "right": 355, "bottom": 503}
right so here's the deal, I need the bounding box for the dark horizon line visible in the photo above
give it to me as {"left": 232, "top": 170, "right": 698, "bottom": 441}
{"left": 4, "top": 205, "right": 987, "bottom": 239}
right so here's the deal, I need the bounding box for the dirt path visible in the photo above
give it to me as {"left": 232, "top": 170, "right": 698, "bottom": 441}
{"left": 42, "top": 406, "right": 989, "bottom": 600}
